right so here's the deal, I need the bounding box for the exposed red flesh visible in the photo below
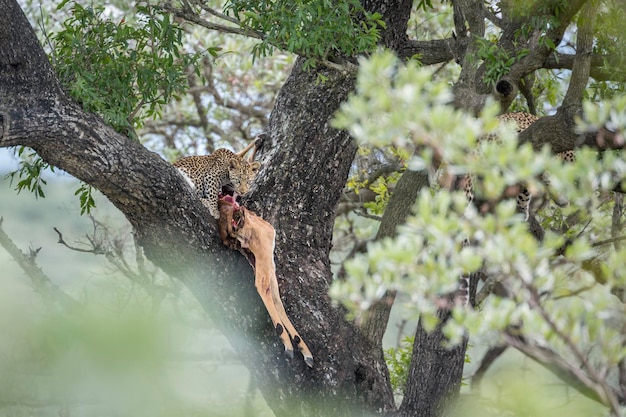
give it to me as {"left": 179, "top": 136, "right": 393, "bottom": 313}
{"left": 219, "top": 193, "right": 240, "bottom": 209}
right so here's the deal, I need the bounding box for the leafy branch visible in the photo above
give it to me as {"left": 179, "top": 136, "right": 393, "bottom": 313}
{"left": 166, "top": 0, "right": 382, "bottom": 72}
{"left": 52, "top": 2, "right": 204, "bottom": 138}
{"left": 225, "top": 0, "right": 385, "bottom": 69}
{"left": 4, "top": 146, "right": 52, "bottom": 198}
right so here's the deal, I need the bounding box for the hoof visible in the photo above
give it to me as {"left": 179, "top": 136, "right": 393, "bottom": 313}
{"left": 304, "top": 355, "right": 314, "bottom": 368}
{"left": 255, "top": 133, "right": 267, "bottom": 147}
{"left": 285, "top": 347, "right": 294, "bottom": 360}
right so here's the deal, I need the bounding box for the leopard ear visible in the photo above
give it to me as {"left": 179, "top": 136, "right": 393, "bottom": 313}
{"left": 249, "top": 161, "right": 261, "bottom": 174}
{"left": 229, "top": 159, "right": 239, "bottom": 170}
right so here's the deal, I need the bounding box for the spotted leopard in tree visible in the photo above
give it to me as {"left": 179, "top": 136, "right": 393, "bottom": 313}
{"left": 464, "top": 112, "right": 576, "bottom": 219}
{"left": 452, "top": 112, "right": 576, "bottom": 308}
{"left": 174, "top": 141, "right": 261, "bottom": 219}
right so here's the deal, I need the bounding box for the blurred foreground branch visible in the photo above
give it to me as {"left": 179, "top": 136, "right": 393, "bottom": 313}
{"left": 0, "top": 217, "right": 79, "bottom": 309}
{"left": 503, "top": 329, "right": 624, "bottom": 410}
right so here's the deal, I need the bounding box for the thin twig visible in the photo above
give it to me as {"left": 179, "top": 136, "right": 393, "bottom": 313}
{"left": 611, "top": 193, "right": 624, "bottom": 250}
{"left": 591, "top": 235, "right": 626, "bottom": 248}
{"left": 552, "top": 284, "right": 596, "bottom": 300}
{"left": 54, "top": 226, "right": 105, "bottom": 254}
{"left": 195, "top": 1, "right": 241, "bottom": 26}
{"left": 162, "top": 2, "right": 265, "bottom": 41}
{"left": 354, "top": 210, "right": 382, "bottom": 221}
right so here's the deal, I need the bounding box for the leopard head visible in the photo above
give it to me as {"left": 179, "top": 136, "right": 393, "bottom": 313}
{"left": 228, "top": 158, "right": 261, "bottom": 195}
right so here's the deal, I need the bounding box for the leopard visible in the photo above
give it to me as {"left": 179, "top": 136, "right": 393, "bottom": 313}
{"left": 452, "top": 112, "right": 575, "bottom": 308}
{"left": 174, "top": 143, "right": 261, "bottom": 219}
{"left": 463, "top": 112, "right": 575, "bottom": 219}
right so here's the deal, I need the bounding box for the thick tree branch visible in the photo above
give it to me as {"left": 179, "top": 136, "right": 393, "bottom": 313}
{"left": 245, "top": 57, "right": 396, "bottom": 414}
{"left": 516, "top": 2, "right": 622, "bottom": 155}
{"left": 358, "top": 170, "right": 430, "bottom": 346}
{"left": 543, "top": 52, "right": 624, "bottom": 82}
{"left": 451, "top": 0, "right": 490, "bottom": 113}
{"left": 505, "top": 0, "right": 589, "bottom": 83}
{"left": 399, "top": 312, "right": 468, "bottom": 417}
{"left": 562, "top": 1, "right": 598, "bottom": 110}
{"left": 397, "top": 37, "right": 467, "bottom": 65}
{"left": 452, "top": 0, "right": 485, "bottom": 39}
{"left": 472, "top": 0, "right": 589, "bottom": 114}
{"left": 365, "top": 0, "right": 413, "bottom": 50}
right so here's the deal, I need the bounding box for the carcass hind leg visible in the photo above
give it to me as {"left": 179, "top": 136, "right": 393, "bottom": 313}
{"left": 269, "top": 276, "right": 314, "bottom": 367}
{"left": 254, "top": 272, "right": 295, "bottom": 359}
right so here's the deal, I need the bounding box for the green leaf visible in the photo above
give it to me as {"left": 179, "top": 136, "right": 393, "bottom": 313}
{"left": 74, "top": 183, "right": 96, "bottom": 215}
{"left": 56, "top": 0, "right": 71, "bottom": 10}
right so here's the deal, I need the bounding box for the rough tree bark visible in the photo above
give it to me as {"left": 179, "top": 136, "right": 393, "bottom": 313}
{"left": 244, "top": 59, "right": 397, "bottom": 414}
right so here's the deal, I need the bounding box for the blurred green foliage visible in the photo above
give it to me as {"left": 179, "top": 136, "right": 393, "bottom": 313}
{"left": 451, "top": 354, "right": 606, "bottom": 417}
{"left": 331, "top": 51, "right": 626, "bottom": 415}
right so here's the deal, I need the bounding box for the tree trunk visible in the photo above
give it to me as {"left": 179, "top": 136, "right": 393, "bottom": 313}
{"left": 399, "top": 314, "right": 468, "bottom": 417}
{"left": 244, "top": 58, "right": 397, "bottom": 415}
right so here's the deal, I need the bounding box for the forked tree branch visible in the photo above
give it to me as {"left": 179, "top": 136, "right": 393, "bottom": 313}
{"left": 53, "top": 218, "right": 188, "bottom": 311}
{"left": 543, "top": 52, "right": 624, "bottom": 82}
